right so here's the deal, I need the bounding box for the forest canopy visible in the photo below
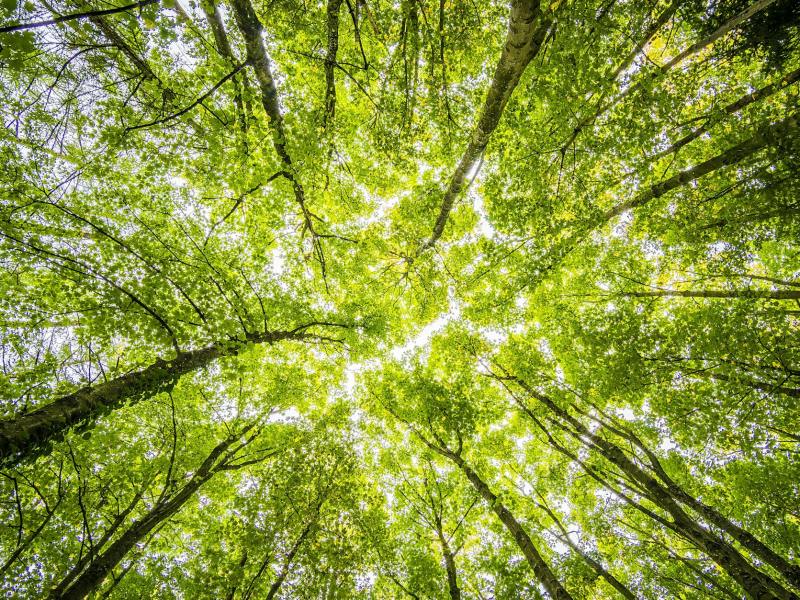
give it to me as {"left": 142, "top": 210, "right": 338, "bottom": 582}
{"left": 0, "top": 0, "right": 799, "bottom": 597}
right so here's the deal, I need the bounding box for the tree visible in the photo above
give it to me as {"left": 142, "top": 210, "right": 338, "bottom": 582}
{"left": 1, "top": 0, "right": 798, "bottom": 597}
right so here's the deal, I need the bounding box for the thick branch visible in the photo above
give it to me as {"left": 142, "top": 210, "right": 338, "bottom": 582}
{"left": 81, "top": 3, "right": 160, "bottom": 82}
{"left": 535, "top": 113, "right": 798, "bottom": 283}
{"left": 201, "top": 0, "right": 249, "bottom": 137}
{"left": 55, "top": 425, "right": 263, "bottom": 599}
{"left": 229, "top": 0, "right": 330, "bottom": 274}
{"left": 437, "top": 529, "right": 461, "bottom": 600}
{"left": 229, "top": 0, "right": 292, "bottom": 166}
{"left": 534, "top": 497, "right": 635, "bottom": 600}
{"left": 409, "top": 425, "right": 573, "bottom": 600}
{"left": 508, "top": 375, "right": 796, "bottom": 600}
{"left": 625, "top": 288, "right": 800, "bottom": 300}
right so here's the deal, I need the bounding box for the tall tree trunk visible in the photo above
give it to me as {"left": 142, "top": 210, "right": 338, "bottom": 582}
{"left": 229, "top": 0, "right": 302, "bottom": 193}
{"left": 0, "top": 325, "right": 335, "bottom": 466}
{"left": 564, "top": 0, "right": 780, "bottom": 151}
{"left": 535, "top": 499, "right": 636, "bottom": 599}
{"left": 437, "top": 0, "right": 453, "bottom": 123}
{"left": 450, "top": 454, "right": 572, "bottom": 600}
{"left": 411, "top": 428, "right": 573, "bottom": 600}
{"left": 264, "top": 521, "right": 314, "bottom": 600}
{"left": 200, "top": 0, "right": 248, "bottom": 141}
{"left": 538, "top": 113, "right": 798, "bottom": 282}
{"left": 49, "top": 486, "right": 147, "bottom": 598}
{"left": 625, "top": 288, "right": 800, "bottom": 300}
{"left": 605, "top": 113, "right": 798, "bottom": 220}
{"left": 53, "top": 425, "right": 258, "bottom": 599}
{"left": 652, "top": 66, "right": 800, "bottom": 159}
{"left": 419, "top": 0, "right": 553, "bottom": 252}
{"left": 509, "top": 377, "right": 797, "bottom": 600}
{"left": 437, "top": 531, "right": 461, "bottom": 600}
{"left": 601, "top": 411, "right": 800, "bottom": 587}
{"left": 229, "top": 0, "right": 328, "bottom": 272}
{"left": 323, "top": 0, "right": 343, "bottom": 128}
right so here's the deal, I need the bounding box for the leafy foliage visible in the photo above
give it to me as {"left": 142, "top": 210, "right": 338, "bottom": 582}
{"left": 0, "top": 0, "right": 798, "bottom": 597}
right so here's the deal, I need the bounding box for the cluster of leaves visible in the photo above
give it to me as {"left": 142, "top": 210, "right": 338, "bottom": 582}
{"left": 0, "top": 0, "right": 798, "bottom": 598}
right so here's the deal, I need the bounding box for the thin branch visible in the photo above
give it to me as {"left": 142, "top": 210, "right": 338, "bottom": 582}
{"left": 0, "top": 0, "right": 160, "bottom": 34}
{"left": 126, "top": 63, "right": 246, "bottom": 132}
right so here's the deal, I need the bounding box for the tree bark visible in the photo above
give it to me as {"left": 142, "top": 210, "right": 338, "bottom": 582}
{"left": 264, "top": 521, "right": 314, "bottom": 600}
{"left": 532, "top": 113, "right": 797, "bottom": 287}
{"left": 229, "top": 0, "right": 328, "bottom": 271}
{"left": 451, "top": 455, "right": 572, "bottom": 600}
{"left": 200, "top": 0, "right": 248, "bottom": 138}
{"left": 663, "top": 0, "right": 779, "bottom": 71}
{"left": 578, "top": 399, "right": 800, "bottom": 591}
{"left": 419, "top": 0, "right": 553, "bottom": 252}
{"left": 49, "top": 486, "right": 147, "bottom": 598}
{"left": 0, "top": 0, "right": 160, "bottom": 34}
{"left": 229, "top": 0, "right": 296, "bottom": 171}
{"left": 621, "top": 420, "right": 800, "bottom": 588}
{"left": 529, "top": 392, "right": 800, "bottom": 595}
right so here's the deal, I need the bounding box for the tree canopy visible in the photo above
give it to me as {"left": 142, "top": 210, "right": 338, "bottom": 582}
{"left": 0, "top": 0, "right": 799, "bottom": 597}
